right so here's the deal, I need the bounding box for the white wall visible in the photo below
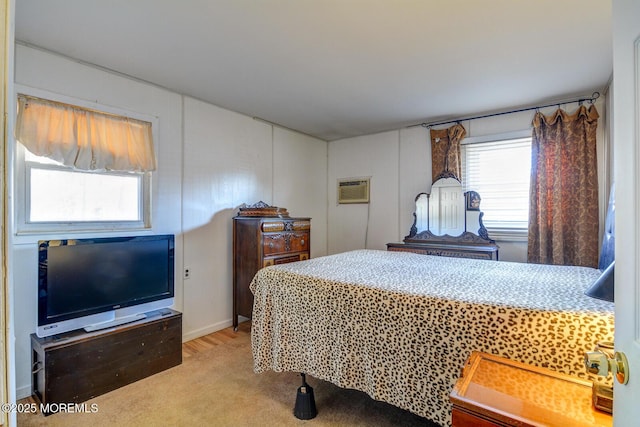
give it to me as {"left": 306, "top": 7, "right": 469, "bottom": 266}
{"left": 11, "top": 45, "right": 328, "bottom": 397}
{"left": 328, "top": 130, "right": 400, "bottom": 253}
{"left": 329, "top": 98, "right": 609, "bottom": 263}
{"left": 181, "top": 97, "right": 272, "bottom": 339}
{"left": 398, "top": 126, "right": 431, "bottom": 243}
{"left": 180, "top": 101, "right": 327, "bottom": 340}
{"left": 272, "top": 127, "right": 328, "bottom": 259}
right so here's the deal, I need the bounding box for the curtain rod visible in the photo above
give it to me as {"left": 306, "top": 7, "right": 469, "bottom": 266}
{"left": 17, "top": 93, "right": 152, "bottom": 124}
{"left": 413, "top": 91, "right": 600, "bottom": 129}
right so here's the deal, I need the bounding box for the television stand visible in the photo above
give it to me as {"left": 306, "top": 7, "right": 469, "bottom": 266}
{"left": 84, "top": 312, "right": 147, "bottom": 332}
{"left": 31, "top": 308, "right": 182, "bottom": 414}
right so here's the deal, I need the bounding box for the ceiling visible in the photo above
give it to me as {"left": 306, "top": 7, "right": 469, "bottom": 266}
{"left": 14, "top": 0, "right": 612, "bottom": 141}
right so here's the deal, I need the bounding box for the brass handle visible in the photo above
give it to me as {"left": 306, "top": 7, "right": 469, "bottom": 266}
{"left": 584, "top": 349, "right": 630, "bottom": 384}
{"left": 614, "top": 351, "right": 630, "bottom": 385}
{"left": 585, "top": 351, "right": 609, "bottom": 376}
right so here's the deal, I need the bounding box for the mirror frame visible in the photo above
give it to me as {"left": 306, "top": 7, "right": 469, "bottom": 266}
{"left": 404, "top": 181, "right": 493, "bottom": 244}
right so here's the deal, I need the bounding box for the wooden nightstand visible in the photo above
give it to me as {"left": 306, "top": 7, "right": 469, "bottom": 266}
{"left": 450, "top": 351, "right": 612, "bottom": 427}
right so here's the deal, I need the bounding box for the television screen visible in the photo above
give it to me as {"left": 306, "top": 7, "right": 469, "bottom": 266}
{"left": 37, "top": 235, "right": 174, "bottom": 337}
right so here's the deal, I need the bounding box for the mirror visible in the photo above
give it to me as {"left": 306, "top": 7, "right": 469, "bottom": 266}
{"left": 407, "top": 177, "right": 491, "bottom": 242}
{"left": 429, "top": 177, "right": 465, "bottom": 235}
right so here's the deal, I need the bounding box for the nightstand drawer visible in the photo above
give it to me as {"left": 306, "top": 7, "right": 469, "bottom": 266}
{"left": 450, "top": 352, "right": 612, "bottom": 427}
{"left": 452, "top": 408, "right": 502, "bottom": 427}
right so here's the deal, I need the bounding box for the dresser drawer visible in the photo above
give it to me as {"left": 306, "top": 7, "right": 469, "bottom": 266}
{"left": 263, "top": 232, "right": 309, "bottom": 255}
{"left": 261, "top": 220, "right": 310, "bottom": 233}
{"left": 263, "top": 252, "right": 309, "bottom": 267}
{"left": 387, "top": 242, "right": 498, "bottom": 260}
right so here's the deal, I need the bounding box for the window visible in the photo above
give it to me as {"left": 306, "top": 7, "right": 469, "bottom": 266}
{"left": 15, "top": 91, "right": 155, "bottom": 233}
{"left": 26, "top": 149, "right": 145, "bottom": 222}
{"left": 461, "top": 135, "right": 531, "bottom": 230}
{"left": 18, "top": 146, "right": 151, "bottom": 232}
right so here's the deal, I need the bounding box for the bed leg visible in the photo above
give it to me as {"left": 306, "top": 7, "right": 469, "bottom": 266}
{"left": 293, "top": 373, "right": 317, "bottom": 420}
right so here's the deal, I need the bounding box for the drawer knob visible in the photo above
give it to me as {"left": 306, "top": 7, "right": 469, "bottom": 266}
{"left": 301, "top": 239, "right": 305, "bottom": 245}
{"left": 269, "top": 242, "right": 274, "bottom": 248}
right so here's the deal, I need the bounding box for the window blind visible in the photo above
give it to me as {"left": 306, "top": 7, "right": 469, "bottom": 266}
{"left": 461, "top": 137, "right": 531, "bottom": 228}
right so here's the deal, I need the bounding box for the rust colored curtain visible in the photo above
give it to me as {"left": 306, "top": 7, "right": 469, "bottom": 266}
{"left": 527, "top": 105, "right": 599, "bottom": 267}
{"left": 430, "top": 123, "right": 466, "bottom": 182}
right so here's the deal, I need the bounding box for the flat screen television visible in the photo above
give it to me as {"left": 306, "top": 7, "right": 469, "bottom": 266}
{"left": 37, "top": 234, "right": 175, "bottom": 338}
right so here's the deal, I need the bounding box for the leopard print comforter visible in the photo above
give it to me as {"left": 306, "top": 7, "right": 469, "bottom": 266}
{"left": 250, "top": 250, "right": 614, "bottom": 427}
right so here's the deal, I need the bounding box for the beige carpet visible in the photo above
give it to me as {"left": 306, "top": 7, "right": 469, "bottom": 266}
{"left": 18, "top": 326, "right": 438, "bottom": 426}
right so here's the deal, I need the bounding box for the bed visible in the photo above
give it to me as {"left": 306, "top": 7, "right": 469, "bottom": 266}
{"left": 250, "top": 249, "right": 614, "bottom": 426}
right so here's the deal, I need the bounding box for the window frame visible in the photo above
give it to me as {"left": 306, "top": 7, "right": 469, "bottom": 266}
{"left": 461, "top": 129, "right": 532, "bottom": 242}
{"left": 14, "top": 86, "right": 156, "bottom": 235}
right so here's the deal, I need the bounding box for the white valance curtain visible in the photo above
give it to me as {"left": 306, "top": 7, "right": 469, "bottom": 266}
{"left": 15, "top": 94, "right": 156, "bottom": 172}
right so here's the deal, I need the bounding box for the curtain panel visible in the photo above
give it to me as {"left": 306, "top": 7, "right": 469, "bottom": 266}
{"left": 527, "top": 105, "right": 599, "bottom": 267}
{"left": 430, "top": 123, "right": 466, "bottom": 182}
{"left": 15, "top": 95, "right": 156, "bottom": 172}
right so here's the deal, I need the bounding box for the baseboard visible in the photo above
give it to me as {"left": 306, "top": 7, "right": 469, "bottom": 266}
{"left": 182, "top": 319, "right": 235, "bottom": 342}
{"left": 16, "top": 384, "right": 31, "bottom": 400}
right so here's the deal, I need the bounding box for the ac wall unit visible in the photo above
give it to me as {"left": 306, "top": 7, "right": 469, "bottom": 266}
{"left": 337, "top": 178, "right": 370, "bottom": 204}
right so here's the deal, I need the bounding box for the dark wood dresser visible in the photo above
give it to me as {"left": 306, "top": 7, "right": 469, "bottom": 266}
{"left": 387, "top": 237, "right": 499, "bottom": 260}
{"left": 233, "top": 215, "right": 311, "bottom": 329}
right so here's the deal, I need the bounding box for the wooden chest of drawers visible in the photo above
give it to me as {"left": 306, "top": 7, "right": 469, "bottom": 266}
{"left": 233, "top": 216, "right": 310, "bottom": 329}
